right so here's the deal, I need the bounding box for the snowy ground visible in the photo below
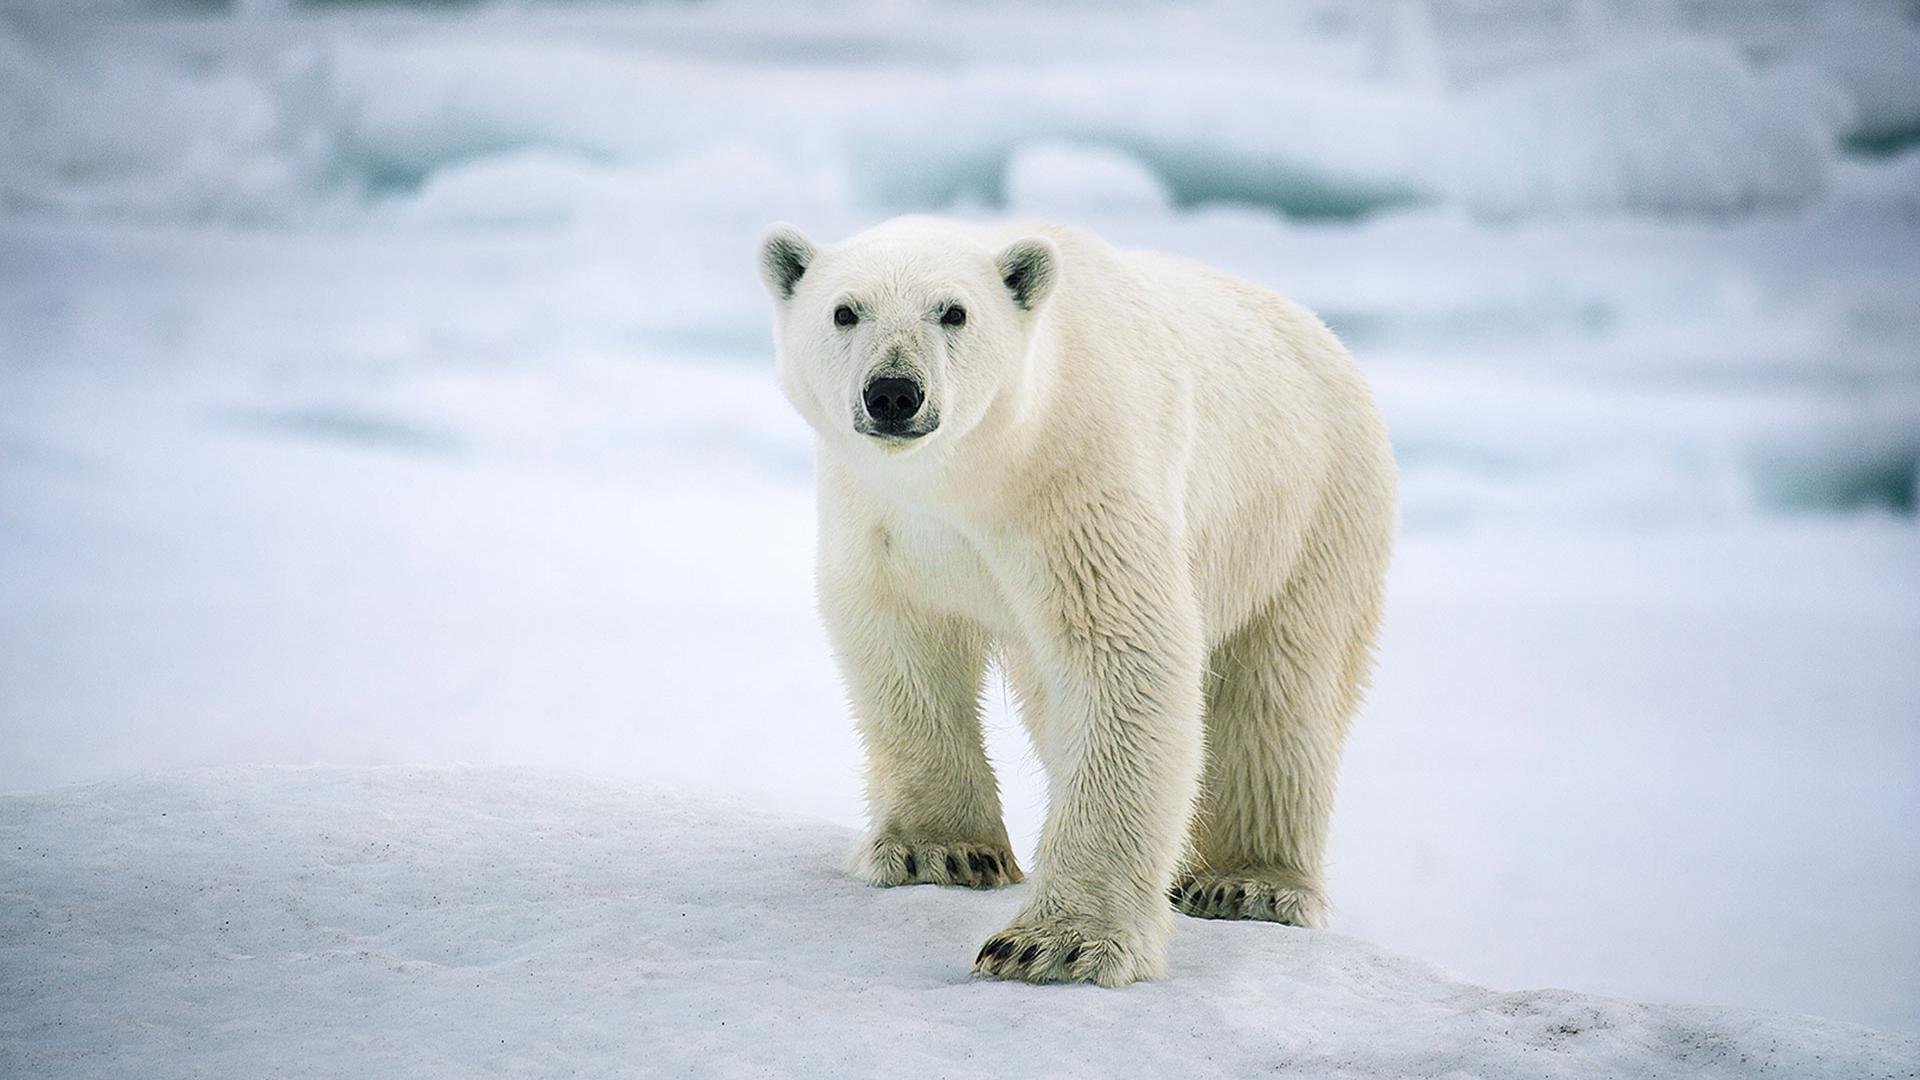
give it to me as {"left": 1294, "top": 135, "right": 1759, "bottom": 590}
{"left": 3, "top": 0, "right": 1919, "bottom": 1065}
{"left": 4, "top": 766, "right": 1916, "bottom": 1079}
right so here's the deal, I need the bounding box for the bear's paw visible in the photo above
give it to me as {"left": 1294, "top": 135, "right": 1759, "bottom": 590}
{"left": 1169, "top": 870, "right": 1328, "bottom": 927}
{"left": 972, "top": 921, "right": 1160, "bottom": 988}
{"left": 853, "top": 836, "right": 1023, "bottom": 889}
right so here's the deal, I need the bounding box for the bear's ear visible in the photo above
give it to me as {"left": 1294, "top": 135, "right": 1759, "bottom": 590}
{"left": 759, "top": 224, "right": 817, "bottom": 301}
{"left": 995, "top": 236, "right": 1058, "bottom": 313}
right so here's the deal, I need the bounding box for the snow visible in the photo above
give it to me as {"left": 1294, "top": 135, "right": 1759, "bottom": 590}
{"left": 2, "top": 0, "right": 1918, "bottom": 1065}
{"left": 5, "top": 335, "right": 1915, "bottom": 1034}
{"left": 3, "top": 766, "right": 1914, "bottom": 1080}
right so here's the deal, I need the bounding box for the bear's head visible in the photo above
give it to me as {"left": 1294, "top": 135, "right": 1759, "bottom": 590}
{"left": 758, "top": 218, "right": 1057, "bottom": 463}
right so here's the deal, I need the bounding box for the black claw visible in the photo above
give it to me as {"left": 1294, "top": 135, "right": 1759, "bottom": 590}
{"left": 993, "top": 939, "right": 1017, "bottom": 960}
{"left": 1213, "top": 886, "right": 1228, "bottom": 905}
{"left": 946, "top": 854, "right": 960, "bottom": 878}
{"left": 1232, "top": 887, "right": 1247, "bottom": 906}
{"left": 976, "top": 943, "right": 995, "bottom": 965}
{"left": 1019, "top": 944, "right": 1041, "bottom": 965}
{"left": 903, "top": 852, "right": 916, "bottom": 877}
{"left": 984, "top": 854, "right": 1001, "bottom": 877}
{"left": 1063, "top": 945, "right": 1082, "bottom": 966}
{"left": 967, "top": 852, "right": 984, "bottom": 875}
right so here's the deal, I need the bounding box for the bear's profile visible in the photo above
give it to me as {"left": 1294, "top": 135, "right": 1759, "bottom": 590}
{"left": 758, "top": 217, "right": 1396, "bottom": 987}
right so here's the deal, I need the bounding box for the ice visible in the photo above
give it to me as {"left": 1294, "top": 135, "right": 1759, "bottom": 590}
{"left": 1442, "top": 42, "right": 1844, "bottom": 219}
{"left": 1829, "top": 151, "right": 1920, "bottom": 218}
{"left": 2, "top": 0, "right": 1918, "bottom": 1062}
{"left": 3, "top": 767, "right": 1914, "bottom": 1079}
{"left": 0, "top": 22, "right": 295, "bottom": 224}
{"left": 1799, "top": 4, "right": 1920, "bottom": 152}
{"left": 1003, "top": 141, "right": 1173, "bottom": 217}
{"left": 385, "top": 145, "right": 821, "bottom": 230}
{"left": 5, "top": 3, "right": 1914, "bottom": 228}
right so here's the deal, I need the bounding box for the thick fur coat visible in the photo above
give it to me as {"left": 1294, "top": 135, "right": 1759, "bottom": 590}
{"left": 759, "top": 216, "right": 1396, "bottom": 986}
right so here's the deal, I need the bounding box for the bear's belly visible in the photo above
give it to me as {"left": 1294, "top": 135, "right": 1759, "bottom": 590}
{"left": 879, "top": 496, "right": 1312, "bottom": 652}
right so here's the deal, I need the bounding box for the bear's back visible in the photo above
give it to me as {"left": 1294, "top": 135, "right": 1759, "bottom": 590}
{"left": 1029, "top": 223, "right": 1394, "bottom": 640}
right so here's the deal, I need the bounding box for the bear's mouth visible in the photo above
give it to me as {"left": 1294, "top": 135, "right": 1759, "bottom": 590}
{"left": 853, "top": 417, "right": 939, "bottom": 446}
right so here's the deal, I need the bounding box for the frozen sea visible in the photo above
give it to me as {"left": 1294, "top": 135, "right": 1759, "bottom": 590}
{"left": 2, "top": 0, "right": 1917, "bottom": 1071}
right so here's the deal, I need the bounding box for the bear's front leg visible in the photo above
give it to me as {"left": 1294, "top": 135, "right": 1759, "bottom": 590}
{"left": 819, "top": 520, "right": 1022, "bottom": 890}
{"left": 973, "top": 498, "right": 1205, "bottom": 987}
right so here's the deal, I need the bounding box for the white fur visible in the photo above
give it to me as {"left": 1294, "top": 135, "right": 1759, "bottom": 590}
{"left": 759, "top": 216, "right": 1396, "bottom": 987}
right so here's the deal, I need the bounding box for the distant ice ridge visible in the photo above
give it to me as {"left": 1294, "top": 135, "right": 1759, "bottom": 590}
{"left": 1440, "top": 43, "right": 1843, "bottom": 219}
{"left": 3, "top": 767, "right": 1915, "bottom": 1078}
{"left": 1, "top": 3, "right": 1915, "bottom": 229}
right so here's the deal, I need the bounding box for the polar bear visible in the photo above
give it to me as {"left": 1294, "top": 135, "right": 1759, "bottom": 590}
{"left": 758, "top": 216, "right": 1396, "bottom": 987}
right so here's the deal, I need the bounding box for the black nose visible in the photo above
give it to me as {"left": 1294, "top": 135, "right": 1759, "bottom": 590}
{"left": 863, "top": 376, "right": 924, "bottom": 426}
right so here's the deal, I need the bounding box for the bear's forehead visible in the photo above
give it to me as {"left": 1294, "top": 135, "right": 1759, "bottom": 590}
{"left": 816, "top": 239, "right": 987, "bottom": 300}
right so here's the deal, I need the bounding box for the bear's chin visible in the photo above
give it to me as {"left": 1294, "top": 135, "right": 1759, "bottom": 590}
{"left": 851, "top": 418, "right": 941, "bottom": 453}
{"left": 864, "top": 432, "right": 934, "bottom": 456}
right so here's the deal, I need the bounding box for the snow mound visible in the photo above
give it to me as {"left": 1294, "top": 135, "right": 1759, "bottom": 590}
{"left": 2, "top": 768, "right": 1912, "bottom": 1078}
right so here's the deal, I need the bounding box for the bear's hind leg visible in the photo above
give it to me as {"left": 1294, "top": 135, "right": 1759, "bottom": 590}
{"left": 1177, "top": 540, "right": 1385, "bottom": 928}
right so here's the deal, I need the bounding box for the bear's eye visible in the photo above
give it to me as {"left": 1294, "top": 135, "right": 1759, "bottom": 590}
{"left": 940, "top": 304, "right": 966, "bottom": 327}
{"left": 833, "top": 304, "right": 857, "bottom": 328}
